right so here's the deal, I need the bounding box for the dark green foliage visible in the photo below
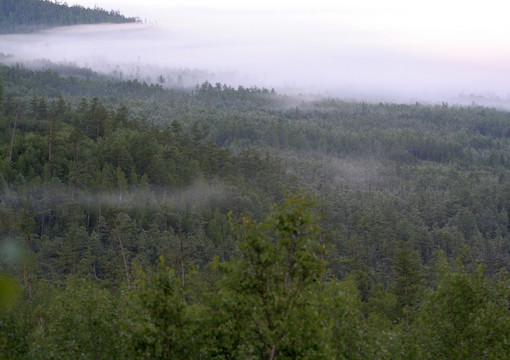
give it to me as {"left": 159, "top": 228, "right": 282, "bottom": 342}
{"left": 0, "top": 0, "right": 139, "bottom": 34}
{"left": 129, "top": 261, "right": 196, "bottom": 359}
{"left": 410, "top": 255, "right": 510, "bottom": 359}
{"left": 1, "top": 61, "right": 510, "bottom": 358}
{"left": 0, "top": 70, "right": 294, "bottom": 287}
{"left": 27, "top": 278, "right": 129, "bottom": 360}
{"left": 391, "top": 241, "right": 424, "bottom": 326}
{"left": 205, "top": 193, "right": 327, "bottom": 359}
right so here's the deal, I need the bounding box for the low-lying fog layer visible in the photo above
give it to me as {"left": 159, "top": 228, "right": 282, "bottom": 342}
{"left": 2, "top": 1, "right": 510, "bottom": 103}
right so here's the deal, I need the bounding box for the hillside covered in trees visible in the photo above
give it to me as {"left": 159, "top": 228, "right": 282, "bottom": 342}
{"left": 0, "top": 0, "right": 139, "bottom": 34}
{"left": 1, "top": 52, "right": 510, "bottom": 359}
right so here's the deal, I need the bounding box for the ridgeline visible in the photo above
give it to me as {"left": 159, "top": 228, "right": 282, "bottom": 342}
{"left": 0, "top": 0, "right": 139, "bottom": 34}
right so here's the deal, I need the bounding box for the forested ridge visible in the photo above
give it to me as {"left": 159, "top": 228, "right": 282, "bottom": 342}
{"left": 1, "top": 60, "right": 510, "bottom": 359}
{"left": 0, "top": 0, "right": 139, "bottom": 34}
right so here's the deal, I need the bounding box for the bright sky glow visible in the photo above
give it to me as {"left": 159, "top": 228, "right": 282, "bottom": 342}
{"left": 70, "top": 0, "right": 510, "bottom": 53}
{"left": 70, "top": 0, "right": 510, "bottom": 67}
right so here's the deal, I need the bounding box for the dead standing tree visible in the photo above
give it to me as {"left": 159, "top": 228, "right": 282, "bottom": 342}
{"left": 105, "top": 208, "right": 132, "bottom": 287}
{"left": 8, "top": 97, "right": 21, "bottom": 160}
{"left": 17, "top": 202, "right": 36, "bottom": 305}
{"left": 166, "top": 199, "right": 203, "bottom": 304}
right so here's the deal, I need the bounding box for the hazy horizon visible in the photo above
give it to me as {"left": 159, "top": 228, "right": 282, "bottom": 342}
{"left": 2, "top": 0, "right": 510, "bottom": 103}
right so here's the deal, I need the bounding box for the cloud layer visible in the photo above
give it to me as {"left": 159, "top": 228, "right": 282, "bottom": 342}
{"left": 2, "top": 4, "right": 510, "bottom": 103}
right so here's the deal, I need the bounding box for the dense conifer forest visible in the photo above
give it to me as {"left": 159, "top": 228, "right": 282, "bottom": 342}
{"left": 1, "top": 60, "right": 510, "bottom": 358}
{"left": 1, "top": 1, "right": 510, "bottom": 358}
{"left": 0, "top": 0, "right": 139, "bottom": 34}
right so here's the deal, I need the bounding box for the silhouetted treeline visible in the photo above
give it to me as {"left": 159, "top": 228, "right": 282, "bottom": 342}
{"left": 0, "top": 0, "right": 139, "bottom": 34}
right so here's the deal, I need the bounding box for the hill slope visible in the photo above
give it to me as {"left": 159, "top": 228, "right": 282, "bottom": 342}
{"left": 0, "top": 0, "right": 139, "bottom": 34}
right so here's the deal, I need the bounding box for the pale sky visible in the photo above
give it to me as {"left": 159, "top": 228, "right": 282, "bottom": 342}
{"left": 70, "top": 0, "right": 510, "bottom": 58}
{"left": 4, "top": 0, "right": 510, "bottom": 100}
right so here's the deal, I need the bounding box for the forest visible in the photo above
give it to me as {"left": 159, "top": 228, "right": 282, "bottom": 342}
{"left": 0, "top": 58, "right": 510, "bottom": 358}
{"left": 0, "top": 0, "right": 139, "bottom": 34}
{"left": 0, "top": 1, "right": 510, "bottom": 357}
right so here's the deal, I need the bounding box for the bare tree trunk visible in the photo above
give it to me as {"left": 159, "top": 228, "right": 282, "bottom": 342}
{"left": 404, "top": 281, "right": 410, "bottom": 332}
{"left": 114, "top": 220, "right": 130, "bottom": 287}
{"left": 98, "top": 194, "right": 102, "bottom": 220}
{"left": 40, "top": 212, "right": 45, "bottom": 238}
{"left": 48, "top": 117, "right": 53, "bottom": 162}
{"left": 24, "top": 235, "right": 32, "bottom": 305}
{"left": 28, "top": 272, "right": 32, "bottom": 306}
{"left": 283, "top": 235, "right": 296, "bottom": 295}
{"left": 269, "top": 345, "right": 276, "bottom": 360}
{"left": 9, "top": 98, "right": 21, "bottom": 160}
{"left": 319, "top": 229, "right": 325, "bottom": 284}
{"left": 178, "top": 222, "right": 186, "bottom": 303}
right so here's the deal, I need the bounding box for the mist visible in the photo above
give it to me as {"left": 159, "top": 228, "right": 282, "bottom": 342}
{"left": 2, "top": 3, "right": 510, "bottom": 103}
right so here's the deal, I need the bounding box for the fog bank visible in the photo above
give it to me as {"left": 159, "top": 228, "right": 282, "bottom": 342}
{"left": 1, "top": 6, "right": 510, "bottom": 103}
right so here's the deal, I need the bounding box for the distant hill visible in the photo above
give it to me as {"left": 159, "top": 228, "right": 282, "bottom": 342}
{"left": 0, "top": 0, "right": 140, "bottom": 34}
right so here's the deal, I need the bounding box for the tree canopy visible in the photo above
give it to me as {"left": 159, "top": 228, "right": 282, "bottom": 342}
{"left": 1, "top": 59, "right": 510, "bottom": 358}
{"left": 0, "top": 0, "right": 140, "bottom": 34}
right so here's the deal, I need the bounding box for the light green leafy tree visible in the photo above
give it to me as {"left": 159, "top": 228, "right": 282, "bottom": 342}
{"left": 204, "top": 193, "right": 328, "bottom": 359}
{"left": 320, "top": 278, "right": 367, "bottom": 359}
{"left": 0, "top": 275, "right": 26, "bottom": 360}
{"left": 410, "top": 253, "right": 510, "bottom": 359}
{"left": 28, "top": 277, "right": 129, "bottom": 360}
{"left": 391, "top": 241, "right": 424, "bottom": 329}
{"left": 128, "top": 259, "right": 198, "bottom": 359}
